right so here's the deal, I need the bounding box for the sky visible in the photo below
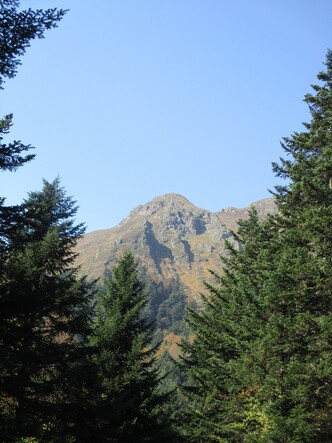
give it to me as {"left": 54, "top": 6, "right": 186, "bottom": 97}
{"left": 1, "top": 0, "right": 331, "bottom": 232}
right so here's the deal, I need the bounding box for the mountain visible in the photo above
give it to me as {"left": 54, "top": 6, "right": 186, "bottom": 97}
{"left": 76, "top": 193, "right": 276, "bottom": 301}
{"left": 76, "top": 194, "right": 277, "bottom": 362}
{"left": 217, "top": 197, "right": 277, "bottom": 232}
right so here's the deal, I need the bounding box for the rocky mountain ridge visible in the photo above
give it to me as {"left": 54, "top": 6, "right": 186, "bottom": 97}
{"left": 76, "top": 193, "right": 277, "bottom": 300}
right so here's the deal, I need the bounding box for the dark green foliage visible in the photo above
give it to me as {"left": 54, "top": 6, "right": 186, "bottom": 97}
{"left": 181, "top": 51, "right": 332, "bottom": 442}
{"left": 259, "top": 49, "right": 332, "bottom": 442}
{"left": 180, "top": 210, "right": 275, "bottom": 442}
{"left": 141, "top": 275, "right": 189, "bottom": 394}
{"left": 87, "top": 251, "right": 178, "bottom": 442}
{"left": 0, "top": 179, "right": 95, "bottom": 442}
{"left": 0, "top": 1, "right": 66, "bottom": 247}
{"left": 0, "top": 1, "right": 66, "bottom": 172}
{"left": 0, "top": 4, "right": 89, "bottom": 441}
{"left": 141, "top": 276, "right": 168, "bottom": 328}
{"left": 142, "top": 275, "right": 188, "bottom": 339}
{"left": 0, "top": 114, "right": 34, "bottom": 171}
{"left": 157, "top": 277, "right": 187, "bottom": 335}
{"left": 0, "top": 1, "right": 66, "bottom": 88}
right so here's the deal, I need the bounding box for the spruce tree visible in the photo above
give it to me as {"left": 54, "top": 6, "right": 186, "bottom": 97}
{"left": 181, "top": 51, "right": 332, "bottom": 442}
{"left": 0, "top": 0, "right": 66, "bottom": 286}
{"left": 258, "top": 50, "right": 332, "bottom": 442}
{"left": 180, "top": 209, "right": 275, "bottom": 442}
{"left": 87, "top": 251, "right": 177, "bottom": 442}
{"left": 0, "top": 3, "right": 86, "bottom": 441}
{"left": 0, "top": 179, "right": 95, "bottom": 441}
{"left": 0, "top": 1, "right": 66, "bottom": 251}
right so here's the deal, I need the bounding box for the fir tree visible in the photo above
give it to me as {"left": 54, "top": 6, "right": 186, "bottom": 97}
{"left": 0, "top": 0, "right": 66, "bottom": 174}
{"left": 87, "top": 251, "right": 177, "bottom": 442}
{"left": 0, "top": 179, "right": 95, "bottom": 441}
{"left": 258, "top": 50, "right": 332, "bottom": 442}
{"left": 180, "top": 209, "right": 275, "bottom": 442}
{"left": 0, "top": 3, "right": 83, "bottom": 441}
{"left": 181, "top": 51, "right": 332, "bottom": 442}
{"left": 0, "top": 0, "right": 66, "bottom": 288}
{"left": 0, "top": 0, "right": 66, "bottom": 88}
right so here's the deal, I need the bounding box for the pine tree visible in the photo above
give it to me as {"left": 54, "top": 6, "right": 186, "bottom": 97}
{"left": 0, "top": 179, "right": 95, "bottom": 441}
{"left": 87, "top": 251, "right": 178, "bottom": 442}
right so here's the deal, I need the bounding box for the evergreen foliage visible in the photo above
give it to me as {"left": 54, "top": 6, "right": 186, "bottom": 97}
{"left": 0, "top": 1, "right": 66, "bottom": 252}
{"left": 181, "top": 51, "right": 332, "bottom": 442}
{"left": 0, "top": 1, "right": 66, "bottom": 88}
{"left": 142, "top": 275, "right": 188, "bottom": 341}
{"left": 2, "top": 2, "right": 331, "bottom": 441}
{"left": 0, "top": 5, "right": 96, "bottom": 440}
{"left": 261, "top": 49, "right": 332, "bottom": 442}
{"left": 87, "top": 251, "right": 178, "bottom": 442}
{"left": 0, "top": 1, "right": 66, "bottom": 173}
{"left": 0, "top": 179, "right": 95, "bottom": 441}
{"left": 0, "top": 4, "right": 178, "bottom": 441}
{"left": 180, "top": 210, "right": 275, "bottom": 442}
{"left": 157, "top": 277, "right": 187, "bottom": 336}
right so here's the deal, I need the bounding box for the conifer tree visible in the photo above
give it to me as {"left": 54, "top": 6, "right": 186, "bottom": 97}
{"left": 0, "top": 0, "right": 66, "bottom": 175}
{"left": 180, "top": 209, "right": 275, "bottom": 442}
{"left": 181, "top": 51, "right": 332, "bottom": 442}
{"left": 0, "top": 179, "right": 95, "bottom": 441}
{"left": 0, "top": 0, "right": 66, "bottom": 273}
{"left": 0, "top": 3, "right": 84, "bottom": 441}
{"left": 87, "top": 251, "right": 177, "bottom": 442}
{"left": 0, "top": 0, "right": 66, "bottom": 88}
{"left": 258, "top": 50, "right": 332, "bottom": 442}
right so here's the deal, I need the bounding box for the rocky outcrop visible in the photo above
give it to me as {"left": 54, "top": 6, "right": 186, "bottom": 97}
{"left": 75, "top": 193, "right": 277, "bottom": 298}
{"left": 217, "top": 197, "right": 277, "bottom": 231}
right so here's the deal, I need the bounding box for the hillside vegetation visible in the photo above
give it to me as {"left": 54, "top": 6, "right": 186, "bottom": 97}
{"left": 1, "top": 2, "right": 331, "bottom": 441}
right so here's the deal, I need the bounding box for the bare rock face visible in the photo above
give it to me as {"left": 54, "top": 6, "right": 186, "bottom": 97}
{"left": 75, "top": 193, "right": 277, "bottom": 299}
{"left": 217, "top": 198, "right": 277, "bottom": 232}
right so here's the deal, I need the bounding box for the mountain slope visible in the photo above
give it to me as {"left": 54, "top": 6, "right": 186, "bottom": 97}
{"left": 76, "top": 194, "right": 276, "bottom": 300}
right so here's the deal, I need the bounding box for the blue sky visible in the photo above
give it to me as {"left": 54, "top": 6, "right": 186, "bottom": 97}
{"left": 1, "top": 0, "right": 331, "bottom": 232}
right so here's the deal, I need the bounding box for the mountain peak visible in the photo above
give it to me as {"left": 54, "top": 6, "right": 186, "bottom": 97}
{"left": 76, "top": 195, "right": 277, "bottom": 296}
{"left": 121, "top": 193, "right": 196, "bottom": 224}
{"left": 152, "top": 192, "right": 191, "bottom": 204}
